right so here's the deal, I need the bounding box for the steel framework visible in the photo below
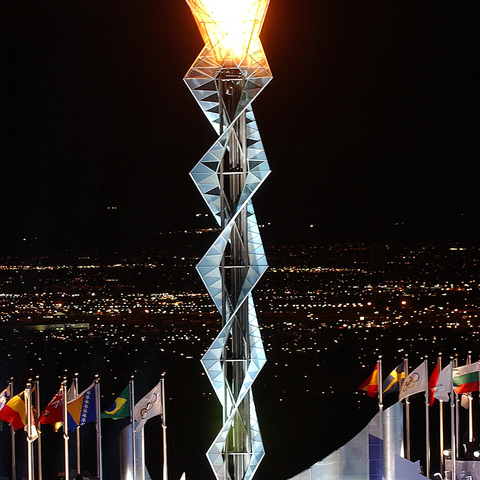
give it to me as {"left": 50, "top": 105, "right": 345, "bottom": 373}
{"left": 184, "top": 1, "right": 272, "bottom": 479}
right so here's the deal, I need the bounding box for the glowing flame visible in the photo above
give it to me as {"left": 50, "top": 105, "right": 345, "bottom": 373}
{"left": 186, "top": 0, "right": 269, "bottom": 61}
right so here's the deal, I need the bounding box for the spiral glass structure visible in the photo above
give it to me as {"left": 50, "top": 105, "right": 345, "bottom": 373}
{"left": 184, "top": 1, "right": 272, "bottom": 479}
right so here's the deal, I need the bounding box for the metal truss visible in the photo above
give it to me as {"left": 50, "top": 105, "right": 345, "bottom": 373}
{"left": 184, "top": 2, "right": 272, "bottom": 479}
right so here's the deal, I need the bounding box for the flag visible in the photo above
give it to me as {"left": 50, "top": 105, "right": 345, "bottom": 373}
{"left": 461, "top": 356, "right": 474, "bottom": 409}
{"left": 358, "top": 364, "right": 379, "bottom": 398}
{"left": 434, "top": 364, "right": 453, "bottom": 402}
{"left": 0, "top": 385, "right": 11, "bottom": 413}
{"left": 399, "top": 361, "right": 427, "bottom": 401}
{"left": 0, "top": 386, "right": 11, "bottom": 431}
{"left": 67, "top": 382, "right": 97, "bottom": 432}
{"left": 134, "top": 380, "right": 163, "bottom": 431}
{"left": 38, "top": 388, "right": 64, "bottom": 427}
{"left": 40, "top": 382, "right": 75, "bottom": 431}
{"left": 101, "top": 385, "right": 130, "bottom": 420}
{"left": 461, "top": 393, "right": 471, "bottom": 409}
{"left": 453, "top": 362, "right": 480, "bottom": 394}
{"left": 428, "top": 360, "right": 440, "bottom": 406}
{"left": 0, "top": 391, "right": 26, "bottom": 430}
{"left": 25, "top": 400, "right": 38, "bottom": 441}
{"left": 382, "top": 362, "right": 405, "bottom": 395}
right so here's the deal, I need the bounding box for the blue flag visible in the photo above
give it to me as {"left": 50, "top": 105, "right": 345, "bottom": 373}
{"left": 67, "top": 382, "right": 97, "bottom": 431}
{"left": 382, "top": 362, "right": 405, "bottom": 395}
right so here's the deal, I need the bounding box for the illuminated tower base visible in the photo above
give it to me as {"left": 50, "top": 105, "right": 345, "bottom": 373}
{"left": 184, "top": 1, "right": 272, "bottom": 479}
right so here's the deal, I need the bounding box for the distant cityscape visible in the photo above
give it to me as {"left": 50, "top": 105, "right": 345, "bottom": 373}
{"left": 2, "top": 236, "right": 478, "bottom": 334}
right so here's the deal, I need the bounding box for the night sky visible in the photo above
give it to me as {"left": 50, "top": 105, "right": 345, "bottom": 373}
{"left": 2, "top": 0, "right": 478, "bottom": 256}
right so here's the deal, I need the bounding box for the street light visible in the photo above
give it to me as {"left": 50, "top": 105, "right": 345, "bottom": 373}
{"left": 184, "top": 1, "right": 272, "bottom": 479}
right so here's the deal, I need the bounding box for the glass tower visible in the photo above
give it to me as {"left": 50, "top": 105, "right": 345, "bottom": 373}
{"left": 184, "top": 1, "right": 272, "bottom": 479}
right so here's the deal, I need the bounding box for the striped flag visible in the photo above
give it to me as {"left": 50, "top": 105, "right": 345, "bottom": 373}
{"left": 358, "top": 364, "right": 379, "bottom": 398}
{"left": 0, "top": 391, "right": 26, "bottom": 430}
{"left": 453, "top": 362, "right": 480, "bottom": 394}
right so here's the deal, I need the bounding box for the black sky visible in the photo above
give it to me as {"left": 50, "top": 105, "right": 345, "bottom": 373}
{"left": 1, "top": 0, "right": 478, "bottom": 256}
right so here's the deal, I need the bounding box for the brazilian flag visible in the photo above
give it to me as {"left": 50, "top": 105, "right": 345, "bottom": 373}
{"left": 101, "top": 385, "right": 130, "bottom": 420}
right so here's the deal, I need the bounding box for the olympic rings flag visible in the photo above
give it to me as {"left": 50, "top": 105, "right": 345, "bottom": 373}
{"left": 399, "top": 360, "right": 428, "bottom": 401}
{"left": 134, "top": 380, "right": 164, "bottom": 432}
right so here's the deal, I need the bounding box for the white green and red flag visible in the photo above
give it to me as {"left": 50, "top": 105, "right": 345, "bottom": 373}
{"left": 453, "top": 362, "right": 480, "bottom": 394}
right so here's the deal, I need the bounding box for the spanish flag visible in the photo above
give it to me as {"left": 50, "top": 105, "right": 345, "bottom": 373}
{"left": 101, "top": 385, "right": 130, "bottom": 420}
{"left": 0, "top": 392, "right": 26, "bottom": 430}
{"left": 359, "top": 364, "right": 379, "bottom": 397}
{"left": 358, "top": 363, "right": 378, "bottom": 397}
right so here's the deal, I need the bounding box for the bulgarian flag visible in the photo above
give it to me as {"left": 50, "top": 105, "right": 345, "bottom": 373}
{"left": 453, "top": 362, "right": 480, "bottom": 394}
{"left": 359, "top": 364, "right": 379, "bottom": 398}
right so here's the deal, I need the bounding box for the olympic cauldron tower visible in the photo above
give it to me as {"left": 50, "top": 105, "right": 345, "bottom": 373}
{"left": 184, "top": 1, "right": 272, "bottom": 479}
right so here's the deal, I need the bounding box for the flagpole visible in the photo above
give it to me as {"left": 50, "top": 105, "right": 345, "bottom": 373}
{"left": 450, "top": 357, "right": 456, "bottom": 480}
{"left": 130, "top": 375, "right": 137, "bottom": 480}
{"left": 454, "top": 354, "right": 460, "bottom": 458}
{"left": 63, "top": 378, "right": 70, "bottom": 480}
{"left": 467, "top": 351, "right": 473, "bottom": 442}
{"left": 378, "top": 356, "right": 383, "bottom": 412}
{"left": 74, "top": 373, "right": 81, "bottom": 475}
{"left": 438, "top": 353, "right": 444, "bottom": 478}
{"left": 424, "top": 358, "right": 430, "bottom": 479}
{"left": 404, "top": 354, "right": 411, "bottom": 460}
{"left": 141, "top": 426, "right": 146, "bottom": 480}
{"left": 377, "top": 357, "right": 384, "bottom": 479}
{"left": 26, "top": 381, "right": 35, "bottom": 480}
{"left": 162, "top": 375, "right": 168, "bottom": 480}
{"left": 9, "top": 378, "right": 16, "bottom": 480}
{"left": 95, "top": 375, "right": 103, "bottom": 480}
{"left": 35, "top": 376, "right": 42, "bottom": 480}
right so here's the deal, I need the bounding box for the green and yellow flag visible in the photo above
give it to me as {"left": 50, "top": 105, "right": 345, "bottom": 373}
{"left": 101, "top": 385, "right": 130, "bottom": 420}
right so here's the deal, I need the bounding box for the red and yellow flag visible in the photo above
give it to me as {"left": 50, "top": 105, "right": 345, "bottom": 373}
{"left": 0, "top": 392, "right": 26, "bottom": 430}
{"left": 359, "top": 364, "right": 379, "bottom": 398}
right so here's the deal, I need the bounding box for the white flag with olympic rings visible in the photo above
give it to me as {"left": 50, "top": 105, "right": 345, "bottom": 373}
{"left": 399, "top": 360, "right": 427, "bottom": 401}
{"left": 134, "top": 380, "right": 163, "bottom": 432}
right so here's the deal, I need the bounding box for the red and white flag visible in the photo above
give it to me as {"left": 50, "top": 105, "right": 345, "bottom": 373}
{"left": 428, "top": 360, "right": 440, "bottom": 406}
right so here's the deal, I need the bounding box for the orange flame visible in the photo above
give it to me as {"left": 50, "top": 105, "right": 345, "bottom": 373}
{"left": 186, "top": 0, "right": 269, "bottom": 62}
